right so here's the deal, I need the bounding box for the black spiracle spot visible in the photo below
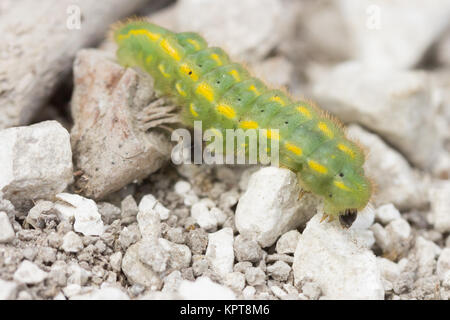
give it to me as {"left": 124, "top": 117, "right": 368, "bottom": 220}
{"left": 339, "top": 173, "right": 344, "bottom": 177}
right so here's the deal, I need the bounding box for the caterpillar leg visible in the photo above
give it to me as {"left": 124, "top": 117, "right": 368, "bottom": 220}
{"left": 320, "top": 213, "right": 329, "bottom": 223}
{"left": 338, "top": 209, "right": 358, "bottom": 228}
{"left": 320, "top": 213, "right": 335, "bottom": 223}
{"left": 138, "top": 99, "right": 181, "bottom": 132}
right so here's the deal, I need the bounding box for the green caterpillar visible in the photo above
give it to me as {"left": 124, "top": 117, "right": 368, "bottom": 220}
{"left": 113, "top": 20, "right": 372, "bottom": 227}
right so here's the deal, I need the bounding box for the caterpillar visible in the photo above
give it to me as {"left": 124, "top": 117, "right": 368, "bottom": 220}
{"left": 112, "top": 20, "right": 372, "bottom": 228}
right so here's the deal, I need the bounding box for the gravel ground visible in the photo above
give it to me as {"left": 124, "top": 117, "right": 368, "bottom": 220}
{"left": 0, "top": 0, "right": 449, "bottom": 300}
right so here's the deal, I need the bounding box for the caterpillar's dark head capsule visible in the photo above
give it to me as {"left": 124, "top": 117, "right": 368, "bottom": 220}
{"left": 339, "top": 208, "right": 358, "bottom": 228}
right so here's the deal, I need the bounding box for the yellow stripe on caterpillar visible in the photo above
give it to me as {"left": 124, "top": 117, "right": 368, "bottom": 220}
{"left": 285, "top": 142, "right": 302, "bottom": 155}
{"left": 334, "top": 180, "right": 351, "bottom": 191}
{"left": 210, "top": 54, "right": 222, "bottom": 66}
{"left": 297, "top": 106, "right": 312, "bottom": 119}
{"left": 269, "top": 96, "right": 286, "bottom": 106}
{"left": 180, "top": 63, "right": 199, "bottom": 81}
{"left": 318, "top": 122, "right": 334, "bottom": 138}
{"left": 337, "top": 143, "right": 355, "bottom": 158}
{"left": 216, "top": 104, "right": 236, "bottom": 119}
{"left": 196, "top": 82, "right": 215, "bottom": 102}
{"left": 175, "top": 82, "right": 187, "bottom": 97}
{"left": 249, "top": 85, "right": 260, "bottom": 95}
{"left": 160, "top": 39, "right": 181, "bottom": 61}
{"left": 187, "top": 39, "right": 201, "bottom": 50}
{"left": 158, "top": 64, "right": 171, "bottom": 78}
{"left": 189, "top": 103, "right": 199, "bottom": 117}
{"left": 239, "top": 120, "right": 259, "bottom": 129}
{"left": 308, "top": 160, "right": 328, "bottom": 174}
{"left": 118, "top": 29, "right": 161, "bottom": 42}
{"left": 229, "top": 69, "right": 240, "bottom": 81}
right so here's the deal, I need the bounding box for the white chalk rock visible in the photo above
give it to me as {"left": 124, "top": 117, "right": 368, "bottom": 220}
{"left": 386, "top": 219, "right": 411, "bottom": 243}
{"left": 109, "top": 252, "right": 123, "bottom": 273}
{"left": 278, "top": 0, "right": 352, "bottom": 67}
{"left": 415, "top": 236, "right": 442, "bottom": 278}
{"left": 158, "top": 238, "right": 192, "bottom": 271}
{"left": 97, "top": 202, "right": 121, "bottom": 225}
{"left": 206, "top": 228, "right": 234, "bottom": 277}
{"left": 0, "top": 212, "right": 15, "bottom": 243}
{"left": 350, "top": 206, "right": 375, "bottom": 230}
{"left": 121, "top": 242, "right": 162, "bottom": 290}
{"left": 178, "top": 276, "right": 236, "bottom": 300}
{"left": 137, "top": 200, "right": 161, "bottom": 240}
{"left": 377, "top": 257, "right": 401, "bottom": 291}
{"left": 211, "top": 207, "right": 227, "bottom": 226}
{"left": 55, "top": 193, "right": 103, "bottom": 236}
{"left": 267, "top": 261, "right": 291, "bottom": 282}
{"left": 174, "top": 180, "right": 198, "bottom": 206}
{"left": 338, "top": 0, "right": 450, "bottom": 70}
{"left": 61, "top": 231, "right": 84, "bottom": 253}
{"left": 437, "top": 248, "right": 450, "bottom": 282}
{"left": 372, "top": 217, "right": 412, "bottom": 259}
{"left": 13, "top": 260, "right": 48, "bottom": 285}
{"left": 442, "top": 272, "right": 450, "bottom": 290}
{"left": 276, "top": 230, "right": 301, "bottom": 255}
{"left": 119, "top": 224, "right": 141, "bottom": 250}
{"left": 223, "top": 272, "right": 246, "bottom": 292}
{"left": 174, "top": 180, "right": 192, "bottom": 195}
{"left": 347, "top": 125, "right": 427, "bottom": 210}
{"left": 62, "top": 284, "right": 83, "bottom": 298}
{"left": 313, "top": 63, "right": 445, "bottom": 174}
{"left": 67, "top": 263, "right": 91, "bottom": 286}
{"left": 0, "top": 121, "right": 72, "bottom": 205}
{"left": 191, "top": 202, "right": 218, "bottom": 231}
{"left": 162, "top": 270, "right": 184, "bottom": 293}
{"left": 428, "top": 180, "right": 450, "bottom": 233}
{"left": 375, "top": 204, "right": 401, "bottom": 225}
{"left": 253, "top": 56, "right": 294, "bottom": 88}
{"left": 236, "top": 167, "right": 319, "bottom": 247}
{"left": 0, "top": 196, "right": 15, "bottom": 217}
{"left": 139, "top": 194, "right": 170, "bottom": 221}
{"left": 242, "top": 285, "right": 256, "bottom": 299}
{"left": 0, "top": 279, "right": 18, "bottom": 300}
{"left": 174, "top": 0, "right": 293, "bottom": 62}
{"left": 26, "top": 200, "right": 56, "bottom": 229}
{"left": 436, "top": 248, "right": 450, "bottom": 281}
{"left": 293, "top": 214, "right": 384, "bottom": 300}
{"left": 138, "top": 239, "right": 169, "bottom": 273}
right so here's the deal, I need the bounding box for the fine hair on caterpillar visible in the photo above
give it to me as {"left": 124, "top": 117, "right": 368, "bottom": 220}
{"left": 113, "top": 19, "right": 374, "bottom": 227}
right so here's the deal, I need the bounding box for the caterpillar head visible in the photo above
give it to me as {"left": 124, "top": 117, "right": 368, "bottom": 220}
{"left": 322, "top": 163, "right": 372, "bottom": 228}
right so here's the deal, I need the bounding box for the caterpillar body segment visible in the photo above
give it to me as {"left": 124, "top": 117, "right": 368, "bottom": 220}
{"left": 113, "top": 21, "right": 372, "bottom": 226}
